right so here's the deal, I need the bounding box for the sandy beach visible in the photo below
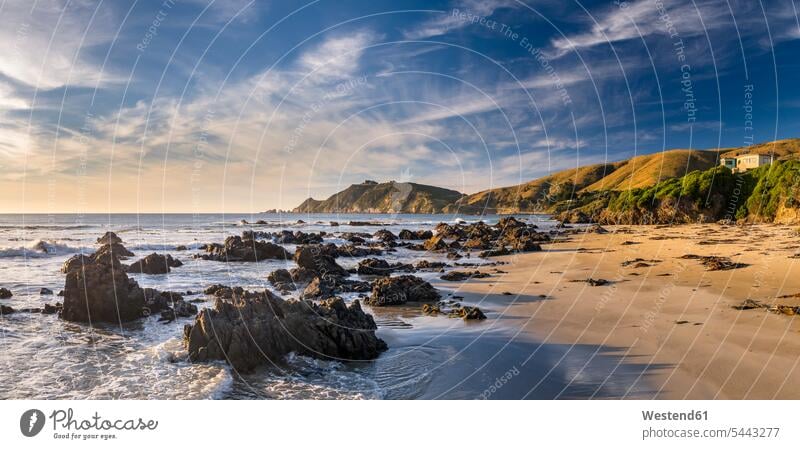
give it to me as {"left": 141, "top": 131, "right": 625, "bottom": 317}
{"left": 440, "top": 223, "right": 800, "bottom": 399}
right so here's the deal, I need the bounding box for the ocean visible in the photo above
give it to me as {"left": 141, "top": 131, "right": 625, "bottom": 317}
{"left": 0, "top": 213, "right": 653, "bottom": 399}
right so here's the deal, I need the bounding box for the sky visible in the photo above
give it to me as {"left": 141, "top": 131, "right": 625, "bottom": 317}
{"left": 1, "top": 0, "right": 799, "bottom": 213}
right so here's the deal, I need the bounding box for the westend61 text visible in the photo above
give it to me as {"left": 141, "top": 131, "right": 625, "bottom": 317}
{"left": 642, "top": 410, "right": 708, "bottom": 421}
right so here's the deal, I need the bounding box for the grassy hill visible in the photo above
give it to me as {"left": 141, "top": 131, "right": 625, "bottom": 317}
{"left": 446, "top": 148, "right": 724, "bottom": 214}
{"left": 293, "top": 180, "right": 465, "bottom": 214}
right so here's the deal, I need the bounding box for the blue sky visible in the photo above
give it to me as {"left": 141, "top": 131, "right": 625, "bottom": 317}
{"left": 1, "top": 0, "right": 799, "bottom": 212}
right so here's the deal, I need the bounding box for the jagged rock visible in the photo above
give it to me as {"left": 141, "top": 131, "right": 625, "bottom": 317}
{"left": 61, "top": 254, "right": 93, "bottom": 273}
{"left": 373, "top": 229, "right": 397, "bottom": 242}
{"left": 42, "top": 303, "right": 61, "bottom": 314}
{"left": 440, "top": 270, "right": 491, "bottom": 281}
{"left": 0, "top": 288, "right": 12, "bottom": 299}
{"left": 61, "top": 252, "right": 144, "bottom": 323}
{"left": 366, "top": 275, "right": 440, "bottom": 306}
{"left": 0, "top": 304, "right": 14, "bottom": 314}
{"left": 414, "top": 260, "right": 448, "bottom": 270}
{"left": 423, "top": 234, "right": 448, "bottom": 251}
{"left": 175, "top": 245, "right": 188, "bottom": 251}
{"left": 294, "top": 245, "right": 348, "bottom": 277}
{"left": 197, "top": 234, "right": 290, "bottom": 262}
{"left": 399, "top": 229, "right": 433, "bottom": 240}
{"left": 301, "top": 276, "right": 371, "bottom": 299}
{"left": 94, "top": 242, "right": 135, "bottom": 260}
{"left": 184, "top": 291, "right": 386, "bottom": 372}
{"left": 40, "top": 288, "right": 53, "bottom": 295}
{"left": 337, "top": 244, "right": 384, "bottom": 258}
{"left": 96, "top": 231, "right": 123, "bottom": 245}
{"left": 479, "top": 247, "right": 512, "bottom": 258}
{"left": 356, "top": 258, "right": 412, "bottom": 275}
{"left": 127, "top": 253, "right": 183, "bottom": 274}
{"left": 450, "top": 306, "right": 487, "bottom": 320}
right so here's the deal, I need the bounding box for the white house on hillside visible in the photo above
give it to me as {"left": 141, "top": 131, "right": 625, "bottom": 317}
{"left": 720, "top": 153, "right": 773, "bottom": 173}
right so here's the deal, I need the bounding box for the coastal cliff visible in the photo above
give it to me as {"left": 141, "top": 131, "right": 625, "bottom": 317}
{"left": 293, "top": 180, "right": 465, "bottom": 214}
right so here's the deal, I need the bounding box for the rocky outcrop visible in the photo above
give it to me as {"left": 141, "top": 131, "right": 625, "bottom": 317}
{"left": 183, "top": 290, "right": 387, "bottom": 372}
{"left": 61, "top": 236, "right": 146, "bottom": 323}
{"left": 373, "top": 229, "right": 397, "bottom": 242}
{"left": 301, "top": 276, "right": 371, "bottom": 299}
{"left": 294, "top": 245, "right": 348, "bottom": 277}
{"left": 398, "top": 229, "right": 433, "bottom": 240}
{"left": 142, "top": 289, "right": 197, "bottom": 322}
{"left": 366, "top": 275, "right": 440, "bottom": 306}
{"left": 127, "top": 253, "right": 183, "bottom": 274}
{"left": 356, "top": 258, "right": 412, "bottom": 276}
{"left": 440, "top": 270, "right": 491, "bottom": 281}
{"left": 197, "top": 234, "right": 290, "bottom": 262}
{"left": 0, "top": 288, "right": 12, "bottom": 299}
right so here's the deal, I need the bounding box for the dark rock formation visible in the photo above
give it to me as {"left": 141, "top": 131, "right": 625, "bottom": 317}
{"left": 127, "top": 253, "right": 183, "bottom": 274}
{"left": 61, "top": 236, "right": 146, "bottom": 323}
{"left": 183, "top": 290, "right": 386, "bottom": 372}
{"left": 0, "top": 288, "right": 12, "bottom": 299}
{"left": 356, "top": 258, "right": 412, "bottom": 276}
{"left": 366, "top": 275, "right": 440, "bottom": 306}
{"left": 301, "top": 276, "right": 371, "bottom": 299}
{"left": 40, "top": 288, "right": 53, "bottom": 295}
{"left": 440, "top": 270, "right": 491, "bottom": 281}
{"left": 398, "top": 229, "right": 433, "bottom": 240}
{"left": 198, "top": 233, "right": 291, "bottom": 262}
{"left": 294, "top": 245, "right": 348, "bottom": 277}
{"left": 373, "top": 229, "right": 397, "bottom": 242}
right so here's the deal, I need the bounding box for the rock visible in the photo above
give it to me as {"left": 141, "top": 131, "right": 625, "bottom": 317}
{"left": 356, "top": 258, "right": 412, "bottom": 276}
{"left": 127, "top": 253, "right": 183, "bottom": 274}
{"left": 373, "top": 229, "right": 397, "bottom": 242}
{"left": 450, "top": 306, "right": 487, "bottom": 320}
{"left": 479, "top": 247, "right": 511, "bottom": 258}
{"left": 0, "top": 304, "right": 14, "bottom": 314}
{"left": 61, "top": 254, "right": 93, "bottom": 273}
{"left": 42, "top": 303, "right": 61, "bottom": 314}
{"left": 294, "top": 245, "right": 348, "bottom": 277}
{"left": 366, "top": 275, "right": 440, "bottom": 306}
{"left": 330, "top": 221, "right": 339, "bottom": 227}
{"left": 586, "top": 278, "right": 609, "bottom": 286}
{"left": 495, "top": 216, "right": 527, "bottom": 230}
{"left": 337, "top": 244, "right": 384, "bottom": 258}
{"left": 414, "top": 260, "right": 448, "bottom": 270}
{"left": 585, "top": 224, "right": 609, "bottom": 234}
{"left": 421, "top": 303, "right": 441, "bottom": 315}
{"left": 39, "top": 288, "right": 53, "bottom": 295}
{"left": 94, "top": 242, "right": 135, "bottom": 260}
{"left": 175, "top": 245, "right": 188, "bottom": 251}
{"left": 198, "top": 235, "right": 291, "bottom": 262}
{"left": 680, "top": 254, "right": 748, "bottom": 271}
{"left": 399, "top": 229, "right": 433, "bottom": 240}
{"left": 184, "top": 292, "right": 386, "bottom": 372}
{"left": 440, "top": 270, "right": 491, "bottom": 281}
{"left": 96, "top": 231, "right": 123, "bottom": 245}
{"left": 61, "top": 243, "right": 146, "bottom": 323}
{"left": 301, "top": 276, "right": 371, "bottom": 299}
{"left": 733, "top": 299, "right": 763, "bottom": 310}
{"left": 423, "top": 234, "right": 448, "bottom": 251}
{"left": 0, "top": 288, "right": 12, "bottom": 299}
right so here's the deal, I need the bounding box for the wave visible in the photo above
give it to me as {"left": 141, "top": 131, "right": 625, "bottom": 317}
{"left": 0, "top": 239, "right": 86, "bottom": 258}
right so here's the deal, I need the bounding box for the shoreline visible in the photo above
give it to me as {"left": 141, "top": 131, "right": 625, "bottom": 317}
{"left": 441, "top": 223, "right": 800, "bottom": 399}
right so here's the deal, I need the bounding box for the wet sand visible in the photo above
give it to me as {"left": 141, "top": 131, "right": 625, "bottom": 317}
{"left": 437, "top": 223, "right": 800, "bottom": 399}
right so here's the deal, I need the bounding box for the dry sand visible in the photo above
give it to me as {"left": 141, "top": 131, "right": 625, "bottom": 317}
{"left": 437, "top": 223, "right": 800, "bottom": 399}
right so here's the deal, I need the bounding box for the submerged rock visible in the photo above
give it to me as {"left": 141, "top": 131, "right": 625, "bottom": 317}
{"left": 301, "top": 276, "right": 371, "bottom": 299}
{"left": 366, "top": 275, "right": 440, "bottom": 306}
{"left": 0, "top": 304, "right": 14, "bottom": 314}
{"left": 0, "top": 288, "right": 12, "bottom": 299}
{"left": 184, "top": 291, "right": 386, "bottom": 372}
